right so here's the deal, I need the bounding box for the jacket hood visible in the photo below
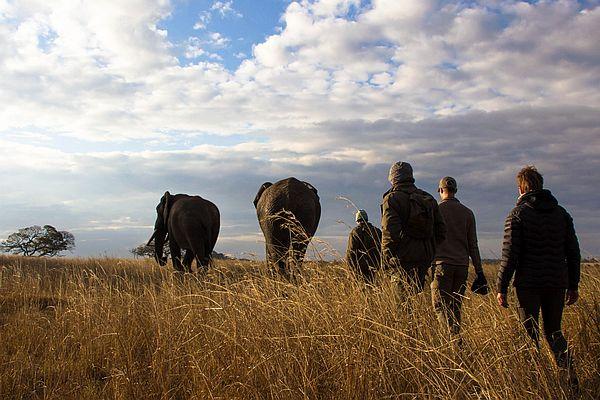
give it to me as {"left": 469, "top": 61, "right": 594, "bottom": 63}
{"left": 388, "top": 162, "right": 415, "bottom": 186}
{"left": 517, "top": 189, "right": 558, "bottom": 211}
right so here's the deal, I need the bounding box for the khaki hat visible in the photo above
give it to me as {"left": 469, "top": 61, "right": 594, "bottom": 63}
{"left": 439, "top": 176, "right": 458, "bottom": 192}
{"left": 355, "top": 209, "right": 368, "bottom": 222}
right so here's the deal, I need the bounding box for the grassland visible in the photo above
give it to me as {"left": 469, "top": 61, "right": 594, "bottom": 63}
{"left": 0, "top": 254, "right": 598, "bottom": 399}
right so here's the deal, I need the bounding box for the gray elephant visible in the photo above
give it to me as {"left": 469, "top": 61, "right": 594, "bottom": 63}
{"left": 253, "top": 177, "right": 321, "bottom": 277}
{"left": 147, "top": 191, "right": 220, "bottom": 272}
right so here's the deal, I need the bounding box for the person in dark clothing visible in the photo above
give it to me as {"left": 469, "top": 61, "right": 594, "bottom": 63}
{"left": 497, "top": 165, "right": 580, "bottom": 392}
{"left": 431, "top": 177, "right": 488, "bottom": 335}
{"left": 346, "top": 209, "right": 382, "bottom": 283}
{"left": 381, "top": 162, "right": 446, "bottom": 292}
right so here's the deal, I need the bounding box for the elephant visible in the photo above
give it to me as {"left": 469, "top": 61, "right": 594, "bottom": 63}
{"left": 147, "top": 191, "right": 220, "bottom": 272}
{"left": 253, "top": 177, "right": 321, "bottom": 278}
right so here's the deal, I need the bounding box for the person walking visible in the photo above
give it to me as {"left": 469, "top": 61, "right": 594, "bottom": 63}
{"left": 431, "top": 177, "right": 488, "bottom": 335}
{"left": 496, "top": 166, "right": 580, "bottom": 392}
{"left": 381, "top": 161, "right": 446, "bottom": 293}
{"left": 346, "top": 209, "right": 382, "bottom": 283}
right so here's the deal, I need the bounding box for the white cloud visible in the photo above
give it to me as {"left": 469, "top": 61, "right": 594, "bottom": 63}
{"left": 193, "top": 11, "right": 211, "bottom": 30}
{"left": 211, "top": 1, "right": 242, "bottom": 18}
{"left": 184, "top": 36, "right": 206, "bottom": 58}
{"left": 208, "top": 31, "right": 230, "bottom": 48}
{"left": 1, "top": 107, "right": 599, "bottom": 257}
{"left": 2, "top": 0, "right": 598, "bottom": 141}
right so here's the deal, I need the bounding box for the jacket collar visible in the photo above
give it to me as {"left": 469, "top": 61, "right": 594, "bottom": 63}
{"left": 517, "top": 189, "right": 558, "bottom": 210}
{"left": 440, "top": 197, "right": 460, "bottom": 204}
{"left": 383, "top": 182, "right": 416, "bottom": 198}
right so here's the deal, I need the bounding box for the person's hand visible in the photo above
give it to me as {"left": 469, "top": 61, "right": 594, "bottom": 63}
{"left": 497, "top": 293, "right": 508, "bottom": 308}
{"left": 471, "top": 272, "right": 489, "bottom": 295}
{"left": 566, "top": 290, "right": 579, "bottom": 305}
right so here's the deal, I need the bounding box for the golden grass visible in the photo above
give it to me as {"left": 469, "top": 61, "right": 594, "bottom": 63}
{"left": 0, "top": 254, "right": 598, "bottom": 399}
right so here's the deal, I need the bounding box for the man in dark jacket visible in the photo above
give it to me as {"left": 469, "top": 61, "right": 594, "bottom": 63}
{"left": 432, "top": 177, "right": 487, "bottom": 335}
{"left": 346, "top": 209, "right": 382, "bottom": 283}
{"left": 381, "top": 161, "right": 446, "bottom": 292}
{"left": 497, "top": 166, "right": 580, "bottom": 390}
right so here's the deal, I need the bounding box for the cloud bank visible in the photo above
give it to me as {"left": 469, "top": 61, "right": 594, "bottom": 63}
{"left": 1, "top": 0, "right": 599, "bottom": 258}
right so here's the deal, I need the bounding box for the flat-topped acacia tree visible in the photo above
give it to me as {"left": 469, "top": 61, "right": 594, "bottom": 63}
{"left": 0, "top": 225, "right": 75, "bottom": 257}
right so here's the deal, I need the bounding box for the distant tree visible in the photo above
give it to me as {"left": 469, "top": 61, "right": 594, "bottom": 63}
{"left": 211, "top": 251, "right": 231, "bottom": 260}
{"left": 0, "top": 225, "right": 75, "bottom": 257}
{"left": 130, "top": 242, "right": 230, "bottom": 260}
{"left": 130, "top": 243, "right": 170, "bottom": 258}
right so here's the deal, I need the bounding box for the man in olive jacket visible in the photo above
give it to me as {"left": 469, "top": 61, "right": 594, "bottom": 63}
{"left": 346, "top": 209, "right": 382, "bottom": 283}
{"left": 497, "top": 166, "right": 580, "bottom": 390}
{"left": 381, "top": 162, "right": 446, "bottom": 292}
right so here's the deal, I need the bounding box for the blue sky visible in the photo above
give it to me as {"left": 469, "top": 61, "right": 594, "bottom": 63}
{"left": 161, "top": 0, "right": 291, "bottom": 70}
{"left": 0, "top": 0, "right": 599, "bottom": 259}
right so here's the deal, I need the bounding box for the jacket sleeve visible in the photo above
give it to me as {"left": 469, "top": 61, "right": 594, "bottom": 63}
{"left": 467, "top": 211, "right": 483, "bottom": 274}
{"left": 433, "top": 201, "right": 446, "bottom": 245}
{"left": 345, "top": 230, "right": 357, "bottom": 267}
{"left": 564, "top": 210, "right": 581, "bottom": 291}
{"left": 497, "top": 209, "right": 521, "bottom": 294}
{"left": 381, "top": 194, "right": 403, "bottom": 241}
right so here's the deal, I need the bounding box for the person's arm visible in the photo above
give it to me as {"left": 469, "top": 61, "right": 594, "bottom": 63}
{"left": 564, "top": 210, "right": 581, "bottom": 304}
{"left": 433, "top": 201, "right": 446, "bottom": 245}
{"left": 345, "top": 230, "right": 358, "bottom": 267}
{"left": 496, "top": 210, "right": 521, "bottom": 295}
{"left": 381, "top": 194, "right": 403, "bottom": 240}
{"left": 468, "top": 211, "right": 483, "bottom": 275}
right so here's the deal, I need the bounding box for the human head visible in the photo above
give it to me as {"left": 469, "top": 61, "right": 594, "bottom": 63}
{"left": 516, "top": 165, "right": 543, "bottom": 195}
{"left": 388, "top": 162, "right": 414, "bottom": 186}
{"left": 355, "top": 209, "right": 368, "bottom": 224}
{"left": 438, "top": 176, "right": 457, "bottom": 200}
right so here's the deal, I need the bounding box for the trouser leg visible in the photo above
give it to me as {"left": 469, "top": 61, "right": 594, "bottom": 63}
{"left": 449, "top": 266, "right": 468, "bottom": 334}
{"left": 360, "top": 264, "right": 375, "bottom": 284}
{"left": 404, "top": 264, "right": 427, "bottom": 293}
{"left": 540, "top": 289, "right": 572, "bottom": 367}
{"left": 431, "top": 264, "right": 455, "bottom": 332}
{"left": 541, "top": 289, "right": 579, "bottom": 393}
{"left": 515, "top": 288, "right": 542, "bottom": 347}
{"left": 431, "top": 265, "right": 468, "bottom": 334}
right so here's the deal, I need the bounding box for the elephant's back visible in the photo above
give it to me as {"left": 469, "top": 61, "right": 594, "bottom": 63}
{"left": 259, "top": 177, "right": 320, "bottom": 234}
{"left": 171, "top": 196, "right": 220, "bottom": 230}
{"left": 262, "top": 178, "right": 315, "bottom": 208}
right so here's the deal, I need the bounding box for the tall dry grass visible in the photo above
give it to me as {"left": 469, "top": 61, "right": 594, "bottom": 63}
{"left": 0, "top": 254, "right": 598, "bottom": 399}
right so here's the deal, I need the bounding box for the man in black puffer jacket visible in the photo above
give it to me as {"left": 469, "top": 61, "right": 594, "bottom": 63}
{"left": 496, "top": 165, "right": 580, "bottom": 392}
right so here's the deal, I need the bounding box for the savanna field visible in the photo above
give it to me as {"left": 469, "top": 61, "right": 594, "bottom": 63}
{"left": 0, "top": 255, "right": 598, "bottom": 400}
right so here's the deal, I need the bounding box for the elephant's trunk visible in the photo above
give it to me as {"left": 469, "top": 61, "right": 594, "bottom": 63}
{"left": 150, "top": 229, "right": 168, "bottom": 266}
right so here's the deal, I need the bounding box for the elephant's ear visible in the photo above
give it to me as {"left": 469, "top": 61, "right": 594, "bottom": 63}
{"left": 303, "top": 181, "right": 318, "bottom": 195}
{"left": 163, "top": 191, "right": 171, "bottom": 228}
{"left": 253, "top": 182, "right": 272, "bottom": 208}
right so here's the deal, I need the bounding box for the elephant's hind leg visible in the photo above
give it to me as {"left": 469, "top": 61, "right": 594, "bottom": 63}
{"left": 170, "top": 242, "right": 184, "bottom": 272}
{"left": 190, "top": 240, "right": 209, "bottom": 273}
{"left": 266, "top": 242, "right": 288, "bottom": 279}
{"left": 290, "top": 238, "right": 309, "bottom": 278}
{"left": 182, "top": 250, "right": 194, "bottom": 273}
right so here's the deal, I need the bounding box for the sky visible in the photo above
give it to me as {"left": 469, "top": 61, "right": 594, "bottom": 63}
{"left": 0, "top": 0, "right": 599, "bottom": 260}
